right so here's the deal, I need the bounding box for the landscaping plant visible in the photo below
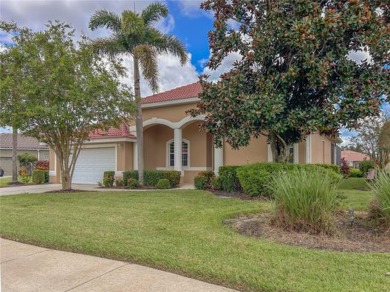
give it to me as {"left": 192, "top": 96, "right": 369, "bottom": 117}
{"left": 369, "top": 170, "right": 390, "bottom": 224}
{"left": 32, "top": 170, "right": 46, "bottom": 184}
{"left": 156, "top": 178, "right": 170, "bottom": 189}
{"left": 269, "top": 168, "right": 340, "bottom": 234}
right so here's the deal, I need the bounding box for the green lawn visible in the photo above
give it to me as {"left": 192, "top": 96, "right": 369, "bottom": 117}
{"left": 339, "top": 177, "right": 370, "bottom": 191}
{"left": 1, "top": 190, "right": 388, "bottom": 292}
{"left": 337, "top": 178, "right": 373, "bottom": 210}
{"left": 0, "top": 177, "right": 11, "bottom": 187}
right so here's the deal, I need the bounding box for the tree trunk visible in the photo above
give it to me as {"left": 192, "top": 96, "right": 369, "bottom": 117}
{"left": 269, "top": 131, "right": 288, "bottom": 162}
{"left": 11, "top": 127, "right": 18, "bottom": 183}
{"left": 58, "top": 153, "right": 72, "bottom": 191}
{"left": 133, "top": 57, "right": 144, "bottom": 185}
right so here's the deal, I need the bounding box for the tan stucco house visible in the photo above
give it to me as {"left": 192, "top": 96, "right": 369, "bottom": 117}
{"left": 49, "top": 82, "right": 340, "bottom": 185}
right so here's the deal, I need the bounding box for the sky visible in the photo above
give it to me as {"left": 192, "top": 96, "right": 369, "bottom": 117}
{"left": 0, "top": 0, "right": 231, "bottom": 97}
{"left": 0, "top": 0, "right": 388, "bottom": 143}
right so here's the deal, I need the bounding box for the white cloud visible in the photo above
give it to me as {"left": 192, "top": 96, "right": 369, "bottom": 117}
{"left": 0, "top": 0, "right": 201, "bottom": 96}
{"left": 119, "top": 53, "right": 199, "bottom": 97}
{"left": 202, "top": 51, "right": 242, "bottom": 81}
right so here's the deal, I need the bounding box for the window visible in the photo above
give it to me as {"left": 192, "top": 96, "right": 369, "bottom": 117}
{"left": 288, "top": 145, "right": 294, "bottom": 163}
{"left": 168, "top": 141, "right": 189, "bottom": 167}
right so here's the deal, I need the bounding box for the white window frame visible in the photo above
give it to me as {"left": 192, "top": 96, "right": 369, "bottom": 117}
{"left": 165, "top": 138, "right": 190, "bottom": 168}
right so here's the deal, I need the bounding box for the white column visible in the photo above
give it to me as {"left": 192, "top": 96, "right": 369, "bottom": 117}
{"left": 174, "top": 128, "right": 183, "bottom": 174}
{"left": 267, "top": 144, "right": 273, "bottom": 162}
{"left": 293, "top": 143, "right": 299, "bottom": 164}
{"left": 133, "top": 142, "right": 138, "bottom": 170}
{"left": 214, "top": 144, "right": 224, "bottom": 175}
{"left": 305, "top": 135, "right": 311, "bottom": 164}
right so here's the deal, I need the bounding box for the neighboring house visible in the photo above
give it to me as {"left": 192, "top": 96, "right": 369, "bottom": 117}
{"left": 49, "top": 82, "right": 341, "bottom": 185}
{"left": 341, "top": 150, "right": 370, "bottom": 168}
{"left": 0, "top": 133, "right": 49, "bottom": 176}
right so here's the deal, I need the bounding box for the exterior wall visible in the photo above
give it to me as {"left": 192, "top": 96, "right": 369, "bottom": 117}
{"left": 142, "top": 103, "right": 196, "bottom": 124}
{"left": 298, "top": 141, "right": 306, "bottom": 164}
{"left": 224, "top": 136, "right": 268, "bottom": 166}
{"left": 117, "top": 142, "right": 133, "bottom": 172}
{"left": 0, "top": 149, "right": 49, "bottom": 176}
{"left": 310, "top": 133, "right": 334, "bottom": 164}
{"left": 144, "top": 125, "right": 173, "bottom": 169}
{"left": 183, "top": 122, "right": 207, "bottom": 168}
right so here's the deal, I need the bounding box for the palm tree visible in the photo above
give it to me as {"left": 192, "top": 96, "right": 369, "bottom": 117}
{"left": 89, "top": 3, "right": 188, "bottom": 185}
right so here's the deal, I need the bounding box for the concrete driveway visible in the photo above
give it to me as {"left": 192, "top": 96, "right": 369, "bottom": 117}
{"left": 1, "top": 238, "right": 236, "bottom": 292}
{"left": 0, "top": 184, "right": 102, "bottom": 196}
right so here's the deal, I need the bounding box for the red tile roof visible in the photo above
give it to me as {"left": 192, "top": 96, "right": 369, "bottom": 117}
{"left": 0, "top": 133, "right": 48, "bottom": 150}
{"left": 142, "top": 82, "right": 202, "bottom": 104}
{"left": 89, "top": 124, "right": 135, "bottom": 140}
{"left": 341, "top": 150, "right": 370, "bottom": 162}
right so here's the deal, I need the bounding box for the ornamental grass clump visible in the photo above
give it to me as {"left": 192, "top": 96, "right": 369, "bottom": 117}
{"left": 269, "top": 168, "right": 340, "bottom": 235}
{"left": 369, "top": 171, "right": 390, "bottom": 224}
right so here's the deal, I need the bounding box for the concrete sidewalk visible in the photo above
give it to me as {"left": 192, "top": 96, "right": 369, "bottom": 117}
{"left": 1, "top": 238, "right": 236, "bottom": 292}
{"left": 0, "top": 183, "right": 194, "bottom": 196}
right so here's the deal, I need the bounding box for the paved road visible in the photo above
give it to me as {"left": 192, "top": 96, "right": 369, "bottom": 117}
{"left": 1, "top": 238, "right": 236, "bottom": 292}
{"left": 0, "top": 183, "right": 194, "bottom": 196}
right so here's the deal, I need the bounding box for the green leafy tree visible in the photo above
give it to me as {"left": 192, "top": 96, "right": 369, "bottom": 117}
{"left": 191, "top": 0, "right": 389, "bottom": 162}
{"left": 0, "top": 21, "right": 134, "bottom": 190}
{"left": 89, "top": 3, "right": 188, "bottom": 184}
{"left": 0, "top": 22, "right": 30, "bottom": 183}
{"left": 350, "top": 114, "right": 389, "bottom": 168}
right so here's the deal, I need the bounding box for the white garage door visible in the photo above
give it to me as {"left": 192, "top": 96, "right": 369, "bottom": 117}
{"left": 73, "top": 147, "right": 115, "bottom": 184}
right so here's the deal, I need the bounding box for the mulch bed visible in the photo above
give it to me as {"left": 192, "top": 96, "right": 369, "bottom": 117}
{"left": 225, "top": 212, "right": 390, "bottom": 253}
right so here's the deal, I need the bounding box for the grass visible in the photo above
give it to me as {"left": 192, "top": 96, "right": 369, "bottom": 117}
{"left": 337, "top": 178, "right": 373, "bottom": 211}
{"left": 1, "top": 190, "right": 389, "bottom": 292}
{"left": 339, "top": 177, "right": 370, "bottom": 190}
{"left": 0, "top": 177, "right": 12, "bottom": 187}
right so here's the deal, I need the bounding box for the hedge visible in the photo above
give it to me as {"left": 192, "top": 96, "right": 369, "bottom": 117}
{"left": 218, "top": 166, "right": 241, "bottom": 192}
{"left": 122, "top": 170, "right": 181, "bottom": 187}
{"left": 236, "top": 163, "right": 342, "bottom": 197}
{"left": 32, "top": 170, "right": 46, "bottom": 184}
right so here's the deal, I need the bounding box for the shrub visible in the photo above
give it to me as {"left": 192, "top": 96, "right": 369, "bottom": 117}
{"left": 156, "top": 178, "right": 170, "bottom": 189}
{"left": 123, "top": 170, "right": 172, "bottom": 187}
{"left": 127, "top": 178, "right": 139, "bottom": 189}
{"left": 145, "top": 170, "right": 165, "bottom": 186}
{"left": 32, "top": 170, "right": 46, "bottom": 184}
{"left": 103, "top": 171, "right": 115, "bottom": 187}
{"left": 164, "top": 171, "right": 181, "bottom": 188}
{"left": 194, "top": 175, "right": 209, "bottom": 190}
{"left": 236, "top": 163, "right": 342, "bottom": 197}
{"left": 210, "top": 177, "right": 222, "bottom": 190}
{"left": 340, "top": 158, "right": 350, "bottom": 176}
{"left": 19, "top": 168, "right": 28, "bottom": 176}
{"left": 349, "top": 168, "right": 363, "bottom": 178}
{"left": 123, "top": 171, "right": 138, "bottom": 186}
{"left": 198, "top": 171, "right": 215, "bottom": 179}
{"left": 35, "top": 160, "right": 49, "bottom": 171}
{"left": 219, "top": 166, "right": 241, "bottom": 192}
{"left": 18, "top": 153, "right": 37, "bottom": 168}
{"left": 369, "top": 171, "right": 390, "bottom": 223}
{"left": 19, "top": 175, "right": 31, "bottom": 184}
{"left": 269, "top": 168, "right": 339, "bottom": 235}
{"left": 312, "top": 163, "right": 340, "bottom": 174}
{"left": 359, "top": 160, "right": 374, "bottom": 177}
{"left": 115, "top": 179, "right": 124, "bottom": 187}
